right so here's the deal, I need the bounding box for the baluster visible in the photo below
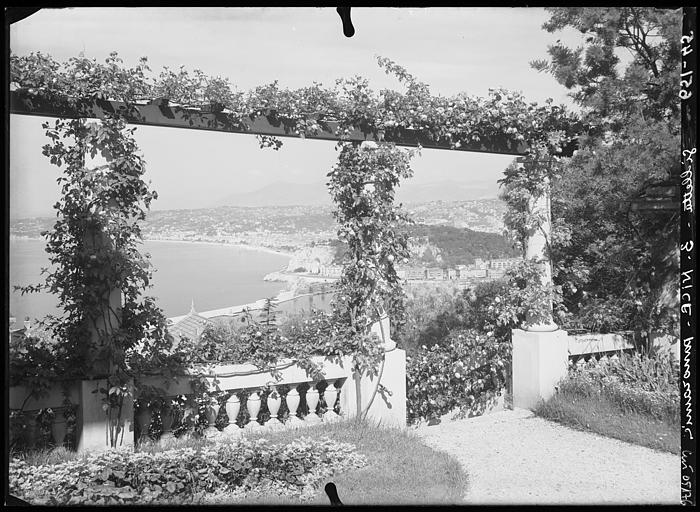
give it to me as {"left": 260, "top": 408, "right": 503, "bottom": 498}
{"left": 205, "top": 400, "right": 221, "bottom": 438}
{"left": 305, "top": 384, "right": 321, "bottom": 423}
{"left": 285, "top": 386, "right": 302, "bottom": 424}
{"left": 329, "top": 379, "right": 343, "bottom": 421}
{"left": 182, "top": 403, "right": 196, "bottom": 439}
{"left": 245, "top": 391, "right": 261, "bottom": 429}
{"left": 267, "top": 388, "right": 283, "bottom": 428}
{"left": 224, "top": 393, "right": 241, "bottom": 435}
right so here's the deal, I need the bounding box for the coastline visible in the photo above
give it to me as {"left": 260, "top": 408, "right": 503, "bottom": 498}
{"left": 263, "top": 270, "right": 338, "bottom": 285}
{"left": 11, "top": 235, "right": 293, "bottom": 259}
{"left": 141, "top": 238, "right": 293, "bottom": 259}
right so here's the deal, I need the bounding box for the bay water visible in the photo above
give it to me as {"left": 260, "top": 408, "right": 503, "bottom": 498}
{"left": 9, "top": 238, "right": 290, "bottom": 322}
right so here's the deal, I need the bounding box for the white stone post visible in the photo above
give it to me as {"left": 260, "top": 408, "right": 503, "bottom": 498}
{"left": 285, "top": 386, "right": 302, "bottom": 424}
{"left": 305, "top": 385, "right": 321, "bottom": 423}
{"left": 224, "top": 394, "right": 241, "bottom": 435}
{"left": 245, "top": 391, "right": 261, "bottom": 429}
{"left": 523, "top": 173, "right": 558, "bottom": 332}
{"left": 205, "top": 401, "right": 220, "bottom": 438}
{"left": 512, "top": 160, "right": 569, "bottom": 411}
{"left": 266, "top": 389, "right": 283, "bottom": 428}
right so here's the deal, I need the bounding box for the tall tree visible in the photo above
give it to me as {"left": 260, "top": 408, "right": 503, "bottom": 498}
{"left": 531, "top": 8, "right": 682, "bottom": 338}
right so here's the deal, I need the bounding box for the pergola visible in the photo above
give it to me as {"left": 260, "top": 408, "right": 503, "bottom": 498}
{"left": 9, "top": 85, "right": 567, "bottom": 332}
{"left": 10, "top": 77, "right": 578, "bottom": 439}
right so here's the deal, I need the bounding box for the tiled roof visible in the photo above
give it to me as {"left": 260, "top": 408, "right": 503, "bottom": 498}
{"left": 169, "top": 301, "right": 211, "bottom": 342}
{"left": 169, "top": 311, "right": 209, "bottom": 342}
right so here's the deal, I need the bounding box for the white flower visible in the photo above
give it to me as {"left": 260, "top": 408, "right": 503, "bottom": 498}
{"left": 360, "top": 141, "right": 378, "bottom": 150}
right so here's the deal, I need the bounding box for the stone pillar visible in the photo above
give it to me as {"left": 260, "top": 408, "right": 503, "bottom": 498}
{"left": 76, "top": 119, "right": 133, "bottom": 450}
{"left": 523, "top": 173, "right": 558, "bottom": 332}
{"left": 340, "top": 318, "right": 407, "bottom": 427}
{"left": 512, "top": 329, "right": 568, "bottom": 410}
{"left": 78, "top": 378, "right": 134, "bottom": 453}
{"left": 81, "top": 119, "right": 122, "bottom": 377}
{"left": 512, "top": 163, "right": 569, "bottom": 411}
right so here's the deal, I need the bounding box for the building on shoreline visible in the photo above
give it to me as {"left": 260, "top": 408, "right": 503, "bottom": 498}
{"left": 396, "top": 257, "right": 520, "bottom": 283}
{"left": 167, "top": 300, "right": 209, "bottom": 343}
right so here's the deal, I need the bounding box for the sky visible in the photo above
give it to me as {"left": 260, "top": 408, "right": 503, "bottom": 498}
{"left": 9, "top": 7, "right": 585, "bottom": 218}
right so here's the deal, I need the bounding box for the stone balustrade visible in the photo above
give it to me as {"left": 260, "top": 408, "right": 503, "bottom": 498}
{"left": 135, "top": 342, "right": 407, "bottom": 442}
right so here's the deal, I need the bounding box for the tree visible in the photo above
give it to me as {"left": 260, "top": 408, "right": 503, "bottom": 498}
{"left": 531, "top": 8, "right": 682, "bottom": 338}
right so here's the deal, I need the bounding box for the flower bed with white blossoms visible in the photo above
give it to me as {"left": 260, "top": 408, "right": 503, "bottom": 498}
{"left": 9, "top": 436, "right": 366, "bottom": 505}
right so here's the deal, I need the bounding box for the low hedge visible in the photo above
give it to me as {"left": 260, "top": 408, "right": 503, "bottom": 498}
{"left": 9, "top": 436, "right": 366, "bottom": 505}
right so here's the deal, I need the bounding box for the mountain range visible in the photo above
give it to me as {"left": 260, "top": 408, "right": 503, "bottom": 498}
{"left": 211, "top": 180, "right": 499, "bottom": 207}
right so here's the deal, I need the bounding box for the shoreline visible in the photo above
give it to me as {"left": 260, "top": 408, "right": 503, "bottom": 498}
{"left": 142, "top": 238, "right": 293, "bottom": 259}
{"left": 263, "top": 270, "right": 338, "bottom": 285}
{"left": 10, "top": 235, "right": 294, "bottom": 260}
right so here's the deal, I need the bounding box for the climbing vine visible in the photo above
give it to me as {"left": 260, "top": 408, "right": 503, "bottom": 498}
{"left": 14, "top": 53, "right": 174, "bottom": 448}
{"left": 328, "top": 141, "right": 416, "bottom": 377}
{"left": 10, "top": 52, "right": 577, "bottom": 156}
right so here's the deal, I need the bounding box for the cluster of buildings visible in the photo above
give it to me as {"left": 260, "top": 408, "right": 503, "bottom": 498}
{"left": 318, "top": 257, "right": 521, "bottom": 282}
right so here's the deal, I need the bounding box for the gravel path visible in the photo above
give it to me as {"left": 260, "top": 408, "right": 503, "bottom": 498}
{"left": 413, "top": 408, "right": 679, "bottom": 505}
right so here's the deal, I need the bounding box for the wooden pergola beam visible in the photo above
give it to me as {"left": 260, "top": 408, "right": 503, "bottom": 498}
{"left": 9, "top": 89, "right": 531, "bottom": 156}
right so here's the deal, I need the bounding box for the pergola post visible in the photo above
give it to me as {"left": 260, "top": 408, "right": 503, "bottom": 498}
{"left": 511, "top": 161, "right": 568, "bottom": 411}
{"left": 77, "top": 119, "right": 134, "bottom": 452}
{"left": 523, "top": 174, "right": 558, "bottom": 332}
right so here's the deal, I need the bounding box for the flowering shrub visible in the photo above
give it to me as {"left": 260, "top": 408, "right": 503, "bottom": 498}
{"left": 562, "top": 353, "right": 679, "bottom": 422}
{"left": 9, "top": 436, "right": 366, "bottom": 505}
{"left": 406, "top": 329, "right": 510, "bottom": 424}
{"left": 401, "top": 259, "right": 564, "bottom": 423}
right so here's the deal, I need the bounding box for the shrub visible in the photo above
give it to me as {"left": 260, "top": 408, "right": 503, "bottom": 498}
{"left": 406, "top": 328, "right": 510, "bottom": 424}
{"left": 400, "top": 267, "right": 551, "bottom": 423}
{"left": 9, "top": 436, "right": 366, "bottom": 505}
{"left": 397, "top": 283, "right": 468, "bottom": 351}
{"left": 561, "top": 353, "right": 680, "bottom": 422}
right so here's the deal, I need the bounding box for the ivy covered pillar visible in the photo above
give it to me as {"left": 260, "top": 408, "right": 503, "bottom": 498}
{"left": 77, "top": 119, "right": 133, "bottom": 452}
{"left": 512, "top": 159, "right": 568, "bottom": 411}
{"left": 522, "top": 174, "right": 557, "bottom": 332}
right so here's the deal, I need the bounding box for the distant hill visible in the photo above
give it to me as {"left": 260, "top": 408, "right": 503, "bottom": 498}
{"left": 407, "top": 224, "right": 518, "bottom": 266}
{"left": 330, "top": 223, "right": 518, "bottom": 267}
{"left": 396, "top": 180, "right": 499, "bottom": 204}
{"left": 214, "top": 182, "right": 330, "bottom": 207}
{"left": 214, "top": 180, "right": 498, "bottom": 207}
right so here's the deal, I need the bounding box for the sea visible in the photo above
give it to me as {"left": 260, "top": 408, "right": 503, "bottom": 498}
{"left": 9, "top": 238, "right": 291, "bottom": 322}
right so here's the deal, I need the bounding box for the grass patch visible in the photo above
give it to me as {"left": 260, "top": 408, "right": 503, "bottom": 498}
{"left": 12, "top": 419, "right": 467, "bottom": 506}
{"left": 223, "top": 419, "right": 467, "bottom": 505}
{"left": 535, "top": 389, "right": 680, "bottom": 454}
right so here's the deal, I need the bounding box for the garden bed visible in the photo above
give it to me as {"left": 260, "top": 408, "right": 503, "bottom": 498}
{"left": 534, "top": 353, "right": 680, "bottom": 454}
{"left": 9, "top": 419, "right": 467, "bottom": 505}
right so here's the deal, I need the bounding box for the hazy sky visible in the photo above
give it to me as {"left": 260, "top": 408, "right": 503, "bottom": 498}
{"left": 9, "top": 7, "right": 584, "bottom": 218}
